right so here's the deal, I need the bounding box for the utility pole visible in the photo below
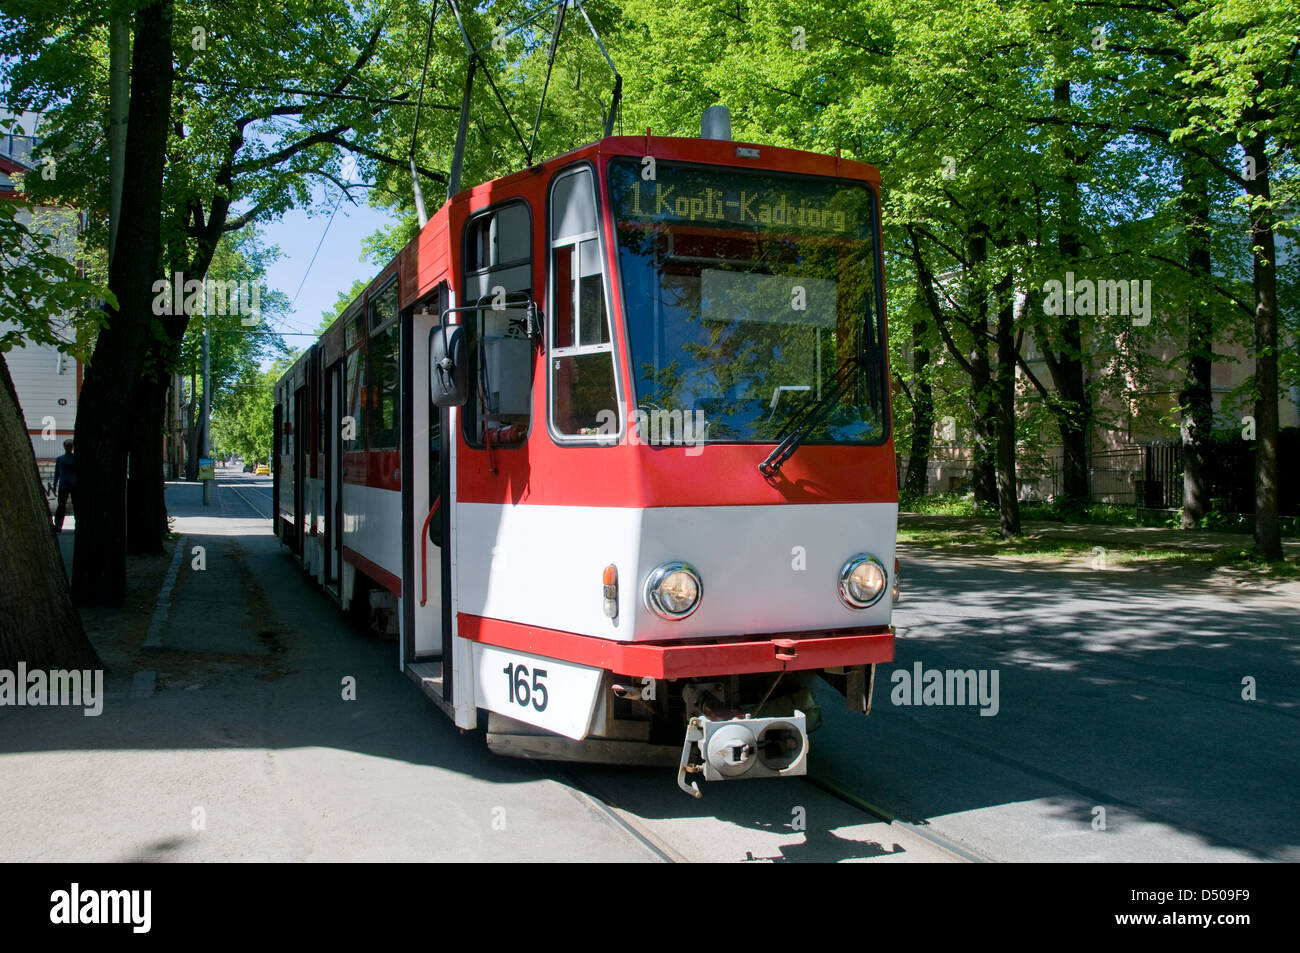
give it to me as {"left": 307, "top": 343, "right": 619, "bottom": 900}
{"left": 108, "top": 18, "right": 128, "bottom": 266}
{"left": 201, "top": 323, "right": 211, "bottom": 506}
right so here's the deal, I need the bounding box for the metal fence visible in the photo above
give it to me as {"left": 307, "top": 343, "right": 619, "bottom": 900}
{"left": 900, "top": 440, "right": 1265, "bottom": 513}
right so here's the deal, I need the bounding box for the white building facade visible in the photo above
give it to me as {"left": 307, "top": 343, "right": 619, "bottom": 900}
{"left": 2, "top": 111, "right": 82, "bottom": 489}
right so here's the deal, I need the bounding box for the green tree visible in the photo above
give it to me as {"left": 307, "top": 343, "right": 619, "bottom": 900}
{"left": 316, "top": 277, "right": 370, "bottom": 336}
{"left": 2, "top": 0, "right": 435, "bottom": 599}
{"left": 173, "top": 229, "right": 289, "bottom": 476}
{"left": 73, "top": 0, "right": 174, "bottom": 607}
{"left": 599, "top": 0, "right": 1293, "bottom": 540}
{"left": 1173, "top": 0, "right": 1299, "bottom": 559}
{"left": 0, "top": 191, "right": 110, "bottom": 667}
{"left": 211, "top": 364, "right": 282, "bottom": 464}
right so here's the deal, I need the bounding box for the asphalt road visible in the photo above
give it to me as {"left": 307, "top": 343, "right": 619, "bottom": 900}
{"left": 5, "top": 472, "right": 1295, "bottom": 862}
{"left": 809, "top": 552, "right": 1299, "bottom": 862}
{"left": 548, "top": 548, "right": 1298, "bottom": 862}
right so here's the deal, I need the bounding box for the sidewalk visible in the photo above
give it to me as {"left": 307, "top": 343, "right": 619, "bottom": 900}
{"left": 8, "top": 476, "right": 658, "bottom": 862}
{"left": 136, "top": 479, "right": 283, "bottom": 665}
{"left": 55, "top": 477, "right": 282, "bottom": 688}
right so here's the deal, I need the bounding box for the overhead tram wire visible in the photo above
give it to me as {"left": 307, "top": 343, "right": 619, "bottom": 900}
{"left": 274, "top": 0, "right": 622, "bottom": 333}
{"left": 290, "top": 188, "right": 346, "bottom": 311}
{"left": 408, "top": 0, "right": 440, "bottom": 225}
{"left": 436, "top": 0, "right": 622, "bottom": 195}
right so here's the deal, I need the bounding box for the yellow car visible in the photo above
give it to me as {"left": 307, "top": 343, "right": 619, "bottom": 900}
{"left": 254, "top": 464, "right": 270, "bottom": 476}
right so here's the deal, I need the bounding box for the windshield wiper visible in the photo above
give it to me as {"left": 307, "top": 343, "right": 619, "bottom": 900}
{"left": 758, "top": 356, "right": 866, "bottom": 477}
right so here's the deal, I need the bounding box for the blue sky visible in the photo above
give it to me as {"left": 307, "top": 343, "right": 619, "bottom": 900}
{"left": 257, "top": 186, "right": 401, "bottom": 347}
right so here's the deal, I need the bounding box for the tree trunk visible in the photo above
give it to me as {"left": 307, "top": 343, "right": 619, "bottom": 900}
{"left": 1244, "top": 125, "right": 1281, "bottom": 560}
{"left": 0, "top": 353, "right": 101, "bottom": 670}
{"left": 905, "top": 222, "right": 995, "bottom": 505}
{"left": 128, "top": 226, "right": 219, "bottom": 550}
{"left": 1045, "top": 80, "right": 1092, "bottom": 508}
{"left": 970, "top": 392, "right": 998, "bottom": 508}
{"left": 126, "top": 369, "right": 169, "bottom": 554}
{"left": 1051, "top": 346, "right": 1090, "bottom": 504}
{"left": 992, "top": 271, "right": 1021, "bottom": 537}
{"left": 70, "top": 0, "right": 174, "bottom": 607}
{"left": 127, "top": 309, "right": 187, "bottom": 554}
{"left": 903, "top": 309, "right": 934, "bottom": 497}
{"left": 966, "top": 230, "right": 998, "bottom": 510}
{"left": 1179, "top": 152, "right": 1213, "bottom": 530}
{"left": 184, "top": 367, "right": 200, "bottom": 481}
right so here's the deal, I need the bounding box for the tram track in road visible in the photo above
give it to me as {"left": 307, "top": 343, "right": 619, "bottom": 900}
{"left": 549, "top": 760, "right": 978, "bottom": 863}
{"left": 552, "top": 668, "right": 1286, "bottom": 863}
{"left": 550, "top": 766, "right": 687, "bottom": 863}
{"left": 212, "top": 477, "right": 947, "bottom": 861}
{"left": 223, "top": 479, "right": 274, "bottom": 519}
{"left": 802, "top": 772, "right": 985, "bottom": 862}
{"left": 218, "top": 483, "right": 973, "bottom": 861}
{"left": 217, "top": 475, "right": 972, "bottom": 861}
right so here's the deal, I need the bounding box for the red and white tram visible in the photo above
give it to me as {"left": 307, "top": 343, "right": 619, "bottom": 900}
{"left": 274, "top": 118, "right": 897, "bottom": 795}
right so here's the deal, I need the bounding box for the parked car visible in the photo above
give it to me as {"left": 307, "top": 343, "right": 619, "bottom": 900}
{"left": 255, "top": 463, "right": 270, "bottom": 475}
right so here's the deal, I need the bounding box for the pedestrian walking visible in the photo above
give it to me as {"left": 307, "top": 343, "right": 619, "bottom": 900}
{"left": 53, "top": 438, "right": 78, "bottom": 533}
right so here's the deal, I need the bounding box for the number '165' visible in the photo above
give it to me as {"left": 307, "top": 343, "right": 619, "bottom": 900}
{"left": 502, "top": 662, "right": 548, "bottom": 711}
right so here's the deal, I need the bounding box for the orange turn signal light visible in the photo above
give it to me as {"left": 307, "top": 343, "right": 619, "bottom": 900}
{"left": 602, "top": 564, "right": 618, "bottom": 618}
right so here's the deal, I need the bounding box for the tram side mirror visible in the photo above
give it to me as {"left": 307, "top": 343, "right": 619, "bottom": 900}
{"left": 429, "top": 324, "right": 468, "bottom": 407}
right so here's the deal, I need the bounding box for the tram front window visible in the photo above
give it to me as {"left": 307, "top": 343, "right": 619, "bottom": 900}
{"left": 608, "top": 159, "right": 887, "bottom": 446}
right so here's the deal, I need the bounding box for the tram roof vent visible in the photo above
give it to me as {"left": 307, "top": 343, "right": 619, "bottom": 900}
{"left": 701, "top": 105, "right": 731, "bottom": 141}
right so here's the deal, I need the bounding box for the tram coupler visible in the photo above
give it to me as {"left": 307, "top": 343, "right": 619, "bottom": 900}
{"left": 676, "top": 710, "right": 810, "bottom": 797}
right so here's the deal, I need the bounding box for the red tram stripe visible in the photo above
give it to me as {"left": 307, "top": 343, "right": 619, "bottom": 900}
{"left": 343, "top": 546, "right": 402, "bottom": 597}
{"left": 457, "top": 613, "right": 894, "bottom": 678}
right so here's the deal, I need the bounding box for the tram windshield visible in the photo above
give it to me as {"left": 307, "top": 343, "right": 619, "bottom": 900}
{"left": 608, "top": 158, "right": 887, "bottom": 447}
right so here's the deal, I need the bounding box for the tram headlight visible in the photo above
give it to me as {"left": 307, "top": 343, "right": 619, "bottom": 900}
{"left": 839, "top": 554, "right": 887, "bottom": 609}
{"left": 644, "top": 562, "right": 702, "bottom": 620}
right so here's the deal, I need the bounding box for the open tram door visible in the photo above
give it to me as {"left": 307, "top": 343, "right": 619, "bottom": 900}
{"left": 291, "top": 383, "right": 308, "bottom": 555}
{"left": 271, "top": 398, "right": 282, "bottom": 530}
{"left": 403, "top": 282, "right": 474, "bottom": 724}
{"left": 323, "top": 359, "right": 343, "bottom": 590}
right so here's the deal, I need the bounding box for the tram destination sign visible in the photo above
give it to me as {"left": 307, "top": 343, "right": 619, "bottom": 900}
{"left": 609, "top": 159, "right": 872, "bottom": 236}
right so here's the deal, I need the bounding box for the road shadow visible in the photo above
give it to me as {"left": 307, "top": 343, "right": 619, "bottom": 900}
{"left": 7, "top": 481, "right": 1297, "bottom": 861}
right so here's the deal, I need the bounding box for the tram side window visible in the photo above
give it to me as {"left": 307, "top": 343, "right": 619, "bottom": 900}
{"left": 368, "top": 280, "right": 401, "bottom": 450}
{"left": 286, "top": 385, "right": 296, "bottom": 458}
{"left": 318, "top": 362, "right": 326, "bottom": 458}
{"left": 280, "top": 388, "right": 290, "bottom": 457}
{"left": 344, "top": 346, "right": 366, "bottom": 450}
{"left": 462, "top": 201, "right": 533, "bottom": 447}
{"left": 549, "top": 167, "right": 618, "bottom": 440}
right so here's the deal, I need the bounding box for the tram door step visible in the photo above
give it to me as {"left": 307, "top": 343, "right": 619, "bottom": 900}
{"left": 407, "top": 662, "right": 454, "bottom": 720}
